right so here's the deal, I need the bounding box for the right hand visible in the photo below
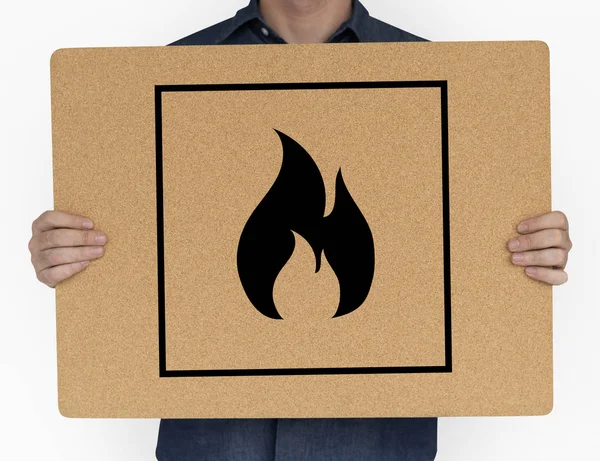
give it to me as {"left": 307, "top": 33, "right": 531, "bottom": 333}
{"left": 28, "top": 210, "right": 108, "bottom": 288}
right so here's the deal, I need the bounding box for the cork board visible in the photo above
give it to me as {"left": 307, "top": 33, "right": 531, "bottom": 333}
{"left": 50, "top": 41, "right": 552, "bottom": 418}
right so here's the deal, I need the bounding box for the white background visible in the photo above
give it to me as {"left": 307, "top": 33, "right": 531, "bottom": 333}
{"left": 1, "top": 0, "right": 598, "bottom": 459}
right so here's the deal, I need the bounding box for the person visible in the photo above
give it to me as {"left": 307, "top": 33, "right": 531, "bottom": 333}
{"left": 28, "top": 0, "right": 572, "bottom": 460}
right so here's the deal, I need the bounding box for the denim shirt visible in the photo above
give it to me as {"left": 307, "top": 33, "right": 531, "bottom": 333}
{"left": 157, "top": 1, "right": 436, "bottom": 460}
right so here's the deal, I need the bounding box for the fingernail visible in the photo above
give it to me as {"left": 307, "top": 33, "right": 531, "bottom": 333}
{"left": 92, "top": 247, "right": 104, "bottom": 255}
{"left": 512, "top": 253, "right": 524, "bottom": 262}
{"left": 508, "top": 239, "right": 520, "bottom": 250}
{"left": 518, "top": 223, "right": 528, "bottom": 232}
{"left": 526, "top": 267, "right": 537, "bottom": 275}
{"left": 83, "top": 220, "right": 94, "bottom": 229}
{"left": 96, "top": 233, "right": 107, "bottom": 244}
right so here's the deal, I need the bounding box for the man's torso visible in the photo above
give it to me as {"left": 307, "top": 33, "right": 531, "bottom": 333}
{"left": 156, "top": 2, "right": 436, "bottom": 460}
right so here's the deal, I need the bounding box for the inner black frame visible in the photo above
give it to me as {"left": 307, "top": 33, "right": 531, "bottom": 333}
{"left": 155, "top": 80, "right": 451, "bottom": 377}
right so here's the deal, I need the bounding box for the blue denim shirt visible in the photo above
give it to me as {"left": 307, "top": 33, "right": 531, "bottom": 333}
{"left": 157, "top": 1, "right": 436, "bottom": 460}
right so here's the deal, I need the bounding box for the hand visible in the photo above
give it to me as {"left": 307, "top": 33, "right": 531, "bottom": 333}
{"left": 28, "top": 210, "right": 108, "bottom": 288}
{"left": 507, "top": 210, "right": 572, "bottom": 285}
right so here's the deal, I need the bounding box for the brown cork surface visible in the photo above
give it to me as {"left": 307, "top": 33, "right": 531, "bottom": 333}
{"left": 50, "top": 41, "right": 552, "bottom": 418}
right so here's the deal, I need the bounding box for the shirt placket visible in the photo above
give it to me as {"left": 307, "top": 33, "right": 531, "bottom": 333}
{"left": 273, "top": 418, "right": 308, "bottom": 461}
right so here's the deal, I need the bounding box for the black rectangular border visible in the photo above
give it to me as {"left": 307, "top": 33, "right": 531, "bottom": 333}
{"left": 156, "top": 80, "right": 451, "bottom": 377}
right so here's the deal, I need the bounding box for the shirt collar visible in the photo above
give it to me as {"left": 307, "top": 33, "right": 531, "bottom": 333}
{"left": 217, "top": 0, "right": 371, "bottom": 44}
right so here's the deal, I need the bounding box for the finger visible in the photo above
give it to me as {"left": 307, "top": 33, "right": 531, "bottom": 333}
{"left": 525, "top": 266, "right": 568, "bottom": 285}
{"left": 517, "top": 210, "right": 569, "bottom": 233}
{"left": 32, "top": 210, "right": 94, "bottom": 235}
{"left": 36, "top": 245, "right": 105, "bottom": 271}
{"left": 511, "top": 248, "right": 568, "bottom": 269}
{"left": 507, "top": 228, "right": 569, "bottom": 252}
{"left": 36, "top": 228, "right": 107, "bottom": 251}
{"left": 36, "top": 260, "right": 90, "bottom": 288}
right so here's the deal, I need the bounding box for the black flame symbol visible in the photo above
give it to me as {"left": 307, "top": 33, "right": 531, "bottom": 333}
{"left": 236, "top": 129, "right": 375, "bottom": 320}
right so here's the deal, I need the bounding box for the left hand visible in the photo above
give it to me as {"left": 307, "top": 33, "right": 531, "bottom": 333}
{"left": 507, "top": 210, "right": 572, "bottom": 285}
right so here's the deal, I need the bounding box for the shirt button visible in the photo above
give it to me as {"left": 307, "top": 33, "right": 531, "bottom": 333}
{"left": 261, "top": 27, "right": 269, "bottom": 36}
